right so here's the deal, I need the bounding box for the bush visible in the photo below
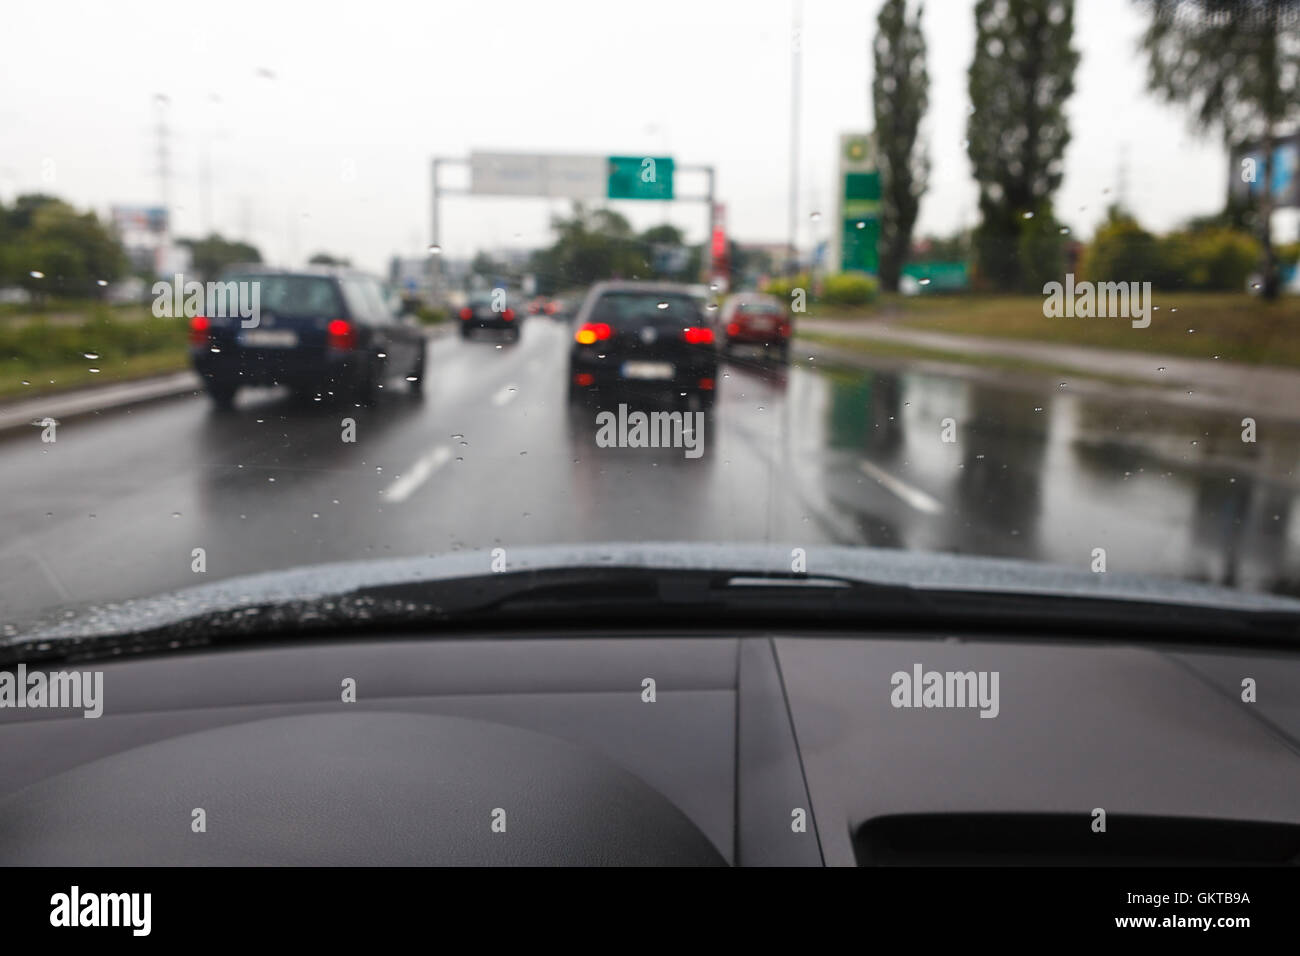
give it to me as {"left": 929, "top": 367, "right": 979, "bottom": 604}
{"left": 820, "top": 272, "right": 879, "bottom": 305}
{"left": 1080, "top": 212, "right": 1164, "bottom": 286}
{"left": 0, "top": 311, "right": 185, "bottom": 366}
{"left": 416, "top": 305, "right": 447, "bottom": 325}
{"left": 761, "top": 272, "right": 811, "bottom": 299}
{"left": 1158, "top": 228, "right": 1259, "bottom": 291}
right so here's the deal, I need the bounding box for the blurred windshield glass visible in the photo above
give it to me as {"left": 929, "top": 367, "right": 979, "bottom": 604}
{"left": 3, "top": 0, "right": 1300, "bottom": 624}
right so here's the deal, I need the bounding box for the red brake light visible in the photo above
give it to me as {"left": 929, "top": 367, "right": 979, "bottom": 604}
{"left": 683, "top": 326, "right": 714, "bottom": 345}
{"left": 459, "top": 307, "right": 473, "bottom": 320}
{"left": 327, "top": 318, "right": 356, "bottom": 350}
{"left": 189, "top": 315, "right": 210, "bottom": 345}
{"left": 503, "top": 308, "right": 516, "bottom": 321}
{"left": 698, "top": 377, "right": 715, "bottom": 390}
{"left": 574, "top": 372, "right": 595, "bottom": 386}
{"left": 575, "top": 322, "right": 612, "bottom": 345}
{"left": 727, "top": 322, "right": 740, "bottom": 336}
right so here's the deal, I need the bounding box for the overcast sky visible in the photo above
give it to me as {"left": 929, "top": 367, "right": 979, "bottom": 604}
{"left": 0, "top": 0, "right": 1266, "bottom": 273}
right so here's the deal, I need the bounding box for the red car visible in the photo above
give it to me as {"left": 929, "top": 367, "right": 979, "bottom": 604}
{"left": 720, "top": 293, "right": 791, "bottom": 362}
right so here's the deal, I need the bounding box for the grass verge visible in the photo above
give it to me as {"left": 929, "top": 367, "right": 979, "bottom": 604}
{"left": 805, "top": 292, "right": 1300, "bottom": 367}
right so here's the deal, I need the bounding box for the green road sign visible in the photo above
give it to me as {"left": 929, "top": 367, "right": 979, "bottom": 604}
{"left": 607, "top": 156, "right": 674, "bottom": 200}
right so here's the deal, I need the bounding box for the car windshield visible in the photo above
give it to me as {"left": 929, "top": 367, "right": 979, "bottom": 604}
{"left": 4, "top": 0, "right": 1300, "bottom": 630}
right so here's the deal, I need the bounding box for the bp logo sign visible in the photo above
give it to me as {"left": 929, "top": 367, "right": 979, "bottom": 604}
{"left": 844, "top": 136, "right": 870, "bottom": 165}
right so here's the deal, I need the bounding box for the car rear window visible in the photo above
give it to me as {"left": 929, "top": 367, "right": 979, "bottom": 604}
{"left": 736, "top": 301, "right": 784, "bottom": 316}
{"left": 227, "top": 275, "right": 343, "bottom": 318}
{"left": 590, "top": 292, "right": 702, "bottom": 326}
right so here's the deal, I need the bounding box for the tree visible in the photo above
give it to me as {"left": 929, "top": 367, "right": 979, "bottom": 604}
{"left": 177, "top": 234, "right": 262, "bottom": 282}
{"left": 1136, "top": 0, "right": 1300, "bottom": 299}
{"left": 3, "top": 197, "right": 127, "bottom": 297}
{"left": 967, "top": 0, "right": 1079, "bottom": 291}
{"left": 532, "top": 203, "right": 650, "bottom": 286}
{"left": 873, "top": 0, "right": 930, "bottom": 292}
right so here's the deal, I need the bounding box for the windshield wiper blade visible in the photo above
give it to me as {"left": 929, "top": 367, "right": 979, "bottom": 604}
{"left": 5, "top": 565, "right": 1298, "bottom": 666}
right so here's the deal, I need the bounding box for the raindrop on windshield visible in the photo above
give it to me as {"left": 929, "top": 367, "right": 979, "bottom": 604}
{"left": 83, "top": 352, "right": 99, "bottom": 360}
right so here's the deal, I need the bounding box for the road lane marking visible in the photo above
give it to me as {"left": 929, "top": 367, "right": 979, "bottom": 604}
{"left": 383, "top": 445, "right": 452, "bottom": 502}
{"left": 857, "top": 459, "right": 944, "bottom": 515}
{"left": 491, "top": 384, "right": 519, "bottom": 407}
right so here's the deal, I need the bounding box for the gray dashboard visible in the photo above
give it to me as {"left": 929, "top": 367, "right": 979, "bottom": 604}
{"left": 1, "top": 632, "right": 1297, "bottom": 865}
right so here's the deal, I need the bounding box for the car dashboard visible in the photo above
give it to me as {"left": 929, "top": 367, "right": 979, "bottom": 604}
{"left": 1, "top": 631, "right": 1298, "bottom": 866}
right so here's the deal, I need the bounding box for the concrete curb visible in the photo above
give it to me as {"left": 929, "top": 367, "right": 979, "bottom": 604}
{"left": 0, "top": 371, "right": 202, "bottom": 435}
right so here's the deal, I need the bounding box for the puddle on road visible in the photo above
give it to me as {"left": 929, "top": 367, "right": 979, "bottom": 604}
{"left": 814, "top": 362, "right": 1300, "bottom": 597}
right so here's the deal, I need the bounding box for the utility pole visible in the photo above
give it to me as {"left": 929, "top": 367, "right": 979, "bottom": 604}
{"left": 787, "top": 0, "right": 803, "bottom": 276}
{"left": 154, "top": 93, "right": 171, "bottom": 273}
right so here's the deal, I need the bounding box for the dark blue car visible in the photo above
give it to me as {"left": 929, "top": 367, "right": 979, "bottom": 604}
{"left": 189, "top": 267, "right": 427, "bottom": 409}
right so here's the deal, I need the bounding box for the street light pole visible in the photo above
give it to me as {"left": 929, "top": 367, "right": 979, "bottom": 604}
{"left": 787, "top": 0, "right": 802, "bottom": 275}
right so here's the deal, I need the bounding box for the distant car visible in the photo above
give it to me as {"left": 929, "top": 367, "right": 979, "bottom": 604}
{"left": 568, "top": 281, "right": 719, "bottom": 409}
{"left": 458, "top": 291, "right": 522, "bottom": 341}
{"left": 719, "top": 293, "right": 791, "bottom": 362}
{"left": 190, "top": 267, "right": 426, "bottom": 409}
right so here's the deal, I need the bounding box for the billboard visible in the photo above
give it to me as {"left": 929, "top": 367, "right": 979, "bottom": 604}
{"left": 1229, "top": 134, "right": 1300, "bottom": 208}
{"left": 833, "top": 133, "right": 880, "bottom": 275}
{"left": 110, "top": 205, "right": 168, "bottom": 235}
{"left": 469, "top": 152, "right": 606, "bottom": 199}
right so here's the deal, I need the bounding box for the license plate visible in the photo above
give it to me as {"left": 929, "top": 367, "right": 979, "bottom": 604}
{"left": 621, "top": 361, "right": 674, "bottom": 380}
{"left": 753, "top": 318, "right": 775, "bottom": 330}
{"left": 240, "top": 329, "right": 298, "bottom": 348}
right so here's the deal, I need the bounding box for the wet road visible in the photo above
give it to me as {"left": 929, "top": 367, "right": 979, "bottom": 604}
{"left": 4, "top": 317, "right": 1300, "bottom": 621}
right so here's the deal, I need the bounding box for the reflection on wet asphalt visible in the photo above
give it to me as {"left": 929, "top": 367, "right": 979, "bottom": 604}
{"left": 3, "top": 318, "right": 1299, "bottom": 619}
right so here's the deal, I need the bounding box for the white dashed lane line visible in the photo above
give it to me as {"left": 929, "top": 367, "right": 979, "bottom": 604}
{"left": 857, "top": 459, "right": 944, "bottom": 515}
{"left": 383, "top": 445, "right": 453, "bottom": 503}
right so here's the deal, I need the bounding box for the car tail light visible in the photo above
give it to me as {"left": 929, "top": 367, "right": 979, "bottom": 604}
{"left": 574, "top": 372, "right": 595, "bottom": 386}
{"left": 503, "top": 308, "right": 516, "bottom": 321}
{"left": 698, "top": 377, "right": 715, "bottom": 390}
{"left": 727, "top": 322, "right": 740, "bottom": 336}
{"left": 327, "top": 318, "right": 356, "bottom": 350}
{"left": 683, "top": 326, "right": 714, "bottom": 345}
{"left": 575, "top": 322, "right": 612, "bottom": 345}
{"left": 459, "top": 307, "right": 473, "bottom": 320}
{"left": 546, "top": 302, "right": 558, "bottom": 315}
{"left": 779, "top": 323, "right": 791, "bottom": 337}
{"left": 188, "top": 315, "right": 210, "bottom": 345}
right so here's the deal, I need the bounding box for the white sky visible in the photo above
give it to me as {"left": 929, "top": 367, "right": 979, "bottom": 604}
{"left": 0, "top": 0, "right": 1253, "bottom": 273}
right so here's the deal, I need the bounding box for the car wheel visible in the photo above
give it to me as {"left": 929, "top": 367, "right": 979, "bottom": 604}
{"left": 408, "top": 345, "right": 426, "bottom": 395}
{"left": 205, "top": 380, "right": 237, "bottom": 410}
{"left": 351, "top": 359, "right": 378, "bottom": 406}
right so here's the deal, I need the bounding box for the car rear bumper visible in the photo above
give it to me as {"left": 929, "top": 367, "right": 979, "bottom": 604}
{"left": 460, "top": 318, "right": 519, "bottom": 332}
{"left": 192, "top": 347, "right": 365, "bottom": 391}
{"left": 726, "top": 328, "right": 788, "bottom": 345}
{"left": 569, "top": 349, "right": 718, "bottom": 398}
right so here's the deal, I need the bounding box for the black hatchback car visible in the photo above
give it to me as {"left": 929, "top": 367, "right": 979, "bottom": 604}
{"left": 189, "top": 267, "right": 427, "bottom": 409}
{"left": 568, "top": 281, "right": 719, "bottom": 408}
{"left": 457, "top": 289, "right": 522, "bottom": 341}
